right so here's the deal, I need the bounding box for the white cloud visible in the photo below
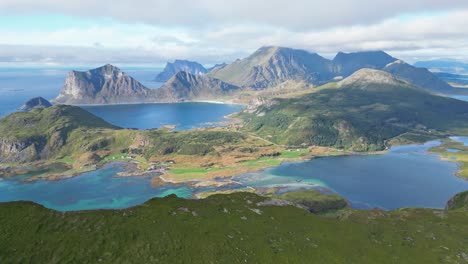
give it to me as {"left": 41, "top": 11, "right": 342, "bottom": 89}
{"left": 1, "top": 0, "right": 468, "bottom": 30}
{"left": 1, "top": 2, "right": 468, "bottom": 65}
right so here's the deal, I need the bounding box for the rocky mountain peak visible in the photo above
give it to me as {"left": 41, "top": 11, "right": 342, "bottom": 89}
{"left": 53, "top": 65, "right": 152, "bottom": 104}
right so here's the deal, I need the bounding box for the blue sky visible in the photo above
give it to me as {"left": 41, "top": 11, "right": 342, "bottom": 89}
{"left": 1, "top": 0, "right": 468, "bottom": 66}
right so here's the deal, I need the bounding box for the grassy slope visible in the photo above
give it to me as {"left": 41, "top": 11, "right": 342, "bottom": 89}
{"left": 240, "top": 81, "right": 468, "bottom": 151}
{"left": 0, "top": 105, "right": 118, "bottom": 140}
{"left": 1, "top": 192, "right": 468, "bottom": 263}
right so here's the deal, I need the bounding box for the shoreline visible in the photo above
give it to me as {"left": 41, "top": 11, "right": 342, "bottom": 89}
{"left": 58, "top": 100, "right": 247, "bottom": 107}
{"left": 2, "top": 136, "right": 468, "bottom": 188}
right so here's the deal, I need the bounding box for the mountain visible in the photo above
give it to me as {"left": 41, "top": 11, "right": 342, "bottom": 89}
{"left": 208, "top": 46, "right": 336, "bottom": 89}
{"left": 19, "top": 97, "right": 52, "bottom": 111}
{"left": 53, "top": 64, "right": 154, "bottom": 104}
{"left": 414, "top": 59, "right": 468, "bottom": 74}
{"left": 0, "top": 105, "right": 117, "bottom": 163}
{"left": 156, "top": 71, "right": 240, "bottom": 102}
{"left": 383, "top": 60, "right": 455, "bottom": 93}
{"left": 240, "top": 68, "right": 468, "bottom": 151}
{"left": 333, "top": 51, "right": 397, "bottom": 77}
{"left": 332, "top": 51, "right": 455, "bottom": 93}
{"left": 155, "top": 60, "right": 207, "bottom": 82}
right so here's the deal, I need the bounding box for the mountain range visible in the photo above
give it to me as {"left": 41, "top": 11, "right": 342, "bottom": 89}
{"left": 52, "top": 46, "right": 462, "bottom": 105}
{"left": 209, "top": 47, "right": 456, "bottom": 93}
{"left": 52, "top": 65, "right": 237, "bottom": 104}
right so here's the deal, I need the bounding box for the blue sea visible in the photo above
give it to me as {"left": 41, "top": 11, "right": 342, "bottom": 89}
{"left": 0, "top": 67, "right": 243, "bottom": 130}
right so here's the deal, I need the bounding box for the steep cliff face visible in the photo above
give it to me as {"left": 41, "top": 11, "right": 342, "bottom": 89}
{"left": 156, "top": 71, "right": 240, "bottom": 102}
{"left": 0, "top": 137, "right": 46, "bottom": 163}
{"left": 53, "top": 64, "right": 154, "bottom": 104}
{"left": 155, "top": 60, "right": 207, "bottom": 82}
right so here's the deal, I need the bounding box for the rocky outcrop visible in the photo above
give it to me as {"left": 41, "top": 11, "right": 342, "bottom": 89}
{"left": 245, "top": 96, "right": 278, "bottom": 113}
{"left": 155, "top": 60, "right": 207, "bottom": 82}
{"left": 53, "top": 64, "right": 154, "bottom": 104}
{"left": 19, "top": 97, "right": 52, "bottom": 111}
{"left": 156, "top": 71, "right": 240, "bottom": 102}
{"left": 0, "top": 137, "right": 46, "bottom": 163}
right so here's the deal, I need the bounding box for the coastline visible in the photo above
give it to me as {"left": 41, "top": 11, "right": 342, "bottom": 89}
{"left": 58, "top": 99, "right": 247, "bottom": 107}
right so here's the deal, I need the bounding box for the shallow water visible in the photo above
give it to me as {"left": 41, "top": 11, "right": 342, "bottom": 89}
{"left": 0, "top": 163, "right": 194, "bottom": 211}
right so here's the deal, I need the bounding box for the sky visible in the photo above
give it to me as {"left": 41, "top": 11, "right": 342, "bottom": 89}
{"left": 1, "top": 0, "right": 468, "bottom": 67}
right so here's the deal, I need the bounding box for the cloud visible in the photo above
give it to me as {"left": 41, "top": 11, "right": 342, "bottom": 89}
{"left": 1, "top": 2, "right": 468, "bottom": 65}
{"left": 1, "top": 0, "right": 468, "bottom": 30}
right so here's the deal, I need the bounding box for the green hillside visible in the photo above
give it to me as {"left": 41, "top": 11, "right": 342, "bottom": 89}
{"left": 1, "top": 191, "right": 467, "bottom": 263}
{"left": 240, "top": 69, "right": 468, "bottom": 151}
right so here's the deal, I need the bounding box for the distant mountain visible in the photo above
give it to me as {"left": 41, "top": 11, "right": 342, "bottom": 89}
{"left": 414, "top": 60, "right": 468, "bottom": 74}
{"left": 53, "top": 64, "right": 154, "bottom": 104}
{"left": 0, "top": 105, "right": 117, "bottom": 163}
{"left": 208, "top": 46, "right": 336, "bottom": 89}
{"left": 19, "top": 97, "right": 52, "bottom": 111}
{"left": 157, "top": 71, "right": 240, "bottom": 102}
{"left": 383, "top": 60, "right": 455, "bottom": 93}
{"left": 240, "top": 68, "right": 468, "bottom": 151}
{"left": 155, "top": 60, "right": 207, "bottom": 82}
{"left": 333, "top": 51, "right": 397, "bottom": 77}
{"left": 207, "top": 63, "right": 227, "bottom": 72}
{"left": 332, "top": 51, "right": 454, "bottom": 93}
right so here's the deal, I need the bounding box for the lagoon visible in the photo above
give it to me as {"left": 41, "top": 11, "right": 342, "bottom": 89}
{"left": 1, "top": 141, "right": 468, "bottom": 211}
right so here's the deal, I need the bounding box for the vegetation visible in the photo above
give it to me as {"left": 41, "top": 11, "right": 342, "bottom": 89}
{"left": 1, "top": 191, "right": 468, "bottom": 263}
{"left": 240, "top": 76, "right": 468, "bottom": 151}
{"left": 429, "top": 139, "right": 468, "bottom": 179}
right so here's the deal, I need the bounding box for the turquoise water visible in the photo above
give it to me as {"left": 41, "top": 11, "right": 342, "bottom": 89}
{"left": 0, "top": 163, "right": 193, "bottom": 211}
{"left": 82, "top": 103, "right": 243, "bottom": 130}
{"left": 235, "top": 141, "right": 468, "bottom": 210}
